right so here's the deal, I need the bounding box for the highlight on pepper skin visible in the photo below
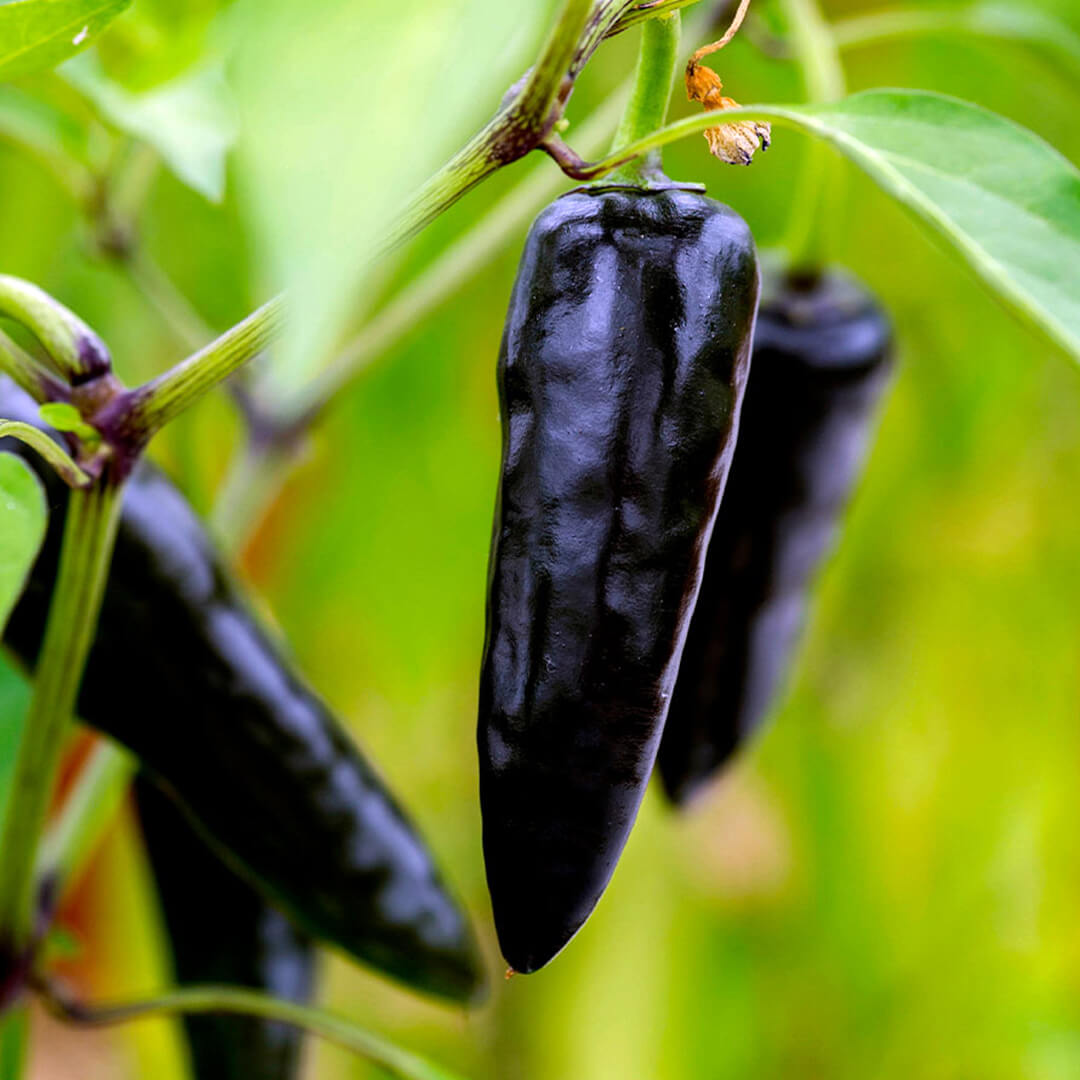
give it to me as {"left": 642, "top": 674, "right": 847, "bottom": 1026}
{"left": 478, "top": 188, "right": 759, "bottom": 974}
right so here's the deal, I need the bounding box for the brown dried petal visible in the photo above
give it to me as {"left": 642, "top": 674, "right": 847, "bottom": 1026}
{"left": 686, "top": 62, "right": 728, "bottom": 110}
{"left": 686, "top": 63, "right": 771, "bottom": 167}
{"left": 704, "top": 112, "right": 772, "bottom": 165}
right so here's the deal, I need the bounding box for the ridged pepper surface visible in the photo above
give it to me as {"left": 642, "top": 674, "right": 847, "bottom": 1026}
{"left": 658, "top": 269, "right": 893, "bottom": 804}
{"left": 0, "top": 377, "right": 484, "bottom": 1003}
{"left": 479, "top": 189, "right": 759, "bottom": 972}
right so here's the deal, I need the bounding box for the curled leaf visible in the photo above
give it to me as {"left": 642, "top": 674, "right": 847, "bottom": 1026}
{"left": 685, "top": 62, "right": 770, "bottom": 166}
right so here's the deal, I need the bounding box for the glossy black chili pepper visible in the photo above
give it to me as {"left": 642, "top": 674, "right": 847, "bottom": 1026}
{"left": 0, "top": 377, "right": 485, "bottom": 1003}
{"left": 657, "top": 269, "right": 894, "bottom": 805}
{"left": 479, "top": 189, "right": 759, "bottom": 973}
{"left": 135, "top": 778, "right": 314, "bottom": 1079}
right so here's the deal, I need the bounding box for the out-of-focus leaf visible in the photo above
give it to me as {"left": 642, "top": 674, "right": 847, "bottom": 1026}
{"left": 229, "top": 0, "right": 558, "bottom": 402}
{"left": 0, "top": 85, "right": 88, "bottom": 172}
{"left": 0, "top": 0, "right": 131, "bottom": 81}
{"left": 62, "top": 52, "right": 236, "bottom": 201}
{"left": 0, "top": 451, "right": 46, "bottom": 635}
{"left": 717, "top": 90, "right": 1080, "bottom": 362}
{"left": 834, "top": 3, "right": 1080, "bottom": 80}
{"left": 951, "top": 2, "right": 1080, "bottom": 73}
{"left": 90, "top": 0, "right": 224, "bottom": 89}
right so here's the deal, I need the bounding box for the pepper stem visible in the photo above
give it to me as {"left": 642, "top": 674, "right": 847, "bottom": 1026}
{"left": 779, "top": 0, "right": 847, "bottom": 276}
{"left": 0, "top": 277, "right": 111, "bottom": 385}
{"left": 0, "top": 477, "right": 125, "bottom": 1003}
{"left": 604, "top": 13, "right": 682, "bottom": 188}
{"left": 37, "top": 978, "right": 468, "bottom": 1080}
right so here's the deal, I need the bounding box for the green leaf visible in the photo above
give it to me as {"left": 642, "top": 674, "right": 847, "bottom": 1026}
{"left": 230, "top": 0, "right": 561, "bottom": 401}
{"left": 62, "top": 53, "right": 236, "bottom": 202}
{"left": 668, "top": 91, "right": 1080, "bottom": 363}
{"left": 834, "top": 3, "right": 1080, "bottom": 80}
{"left": 38, "top": 401, "right": 100, "bottom": 448}
{"left": 0, "top": 0, "right": 132, "bottom": 82}
{"left": 783, "top": 91, "right": 1080, "bottom": 363}
{"left": 960, "top": 2, "right": 1080, "bottom": 74}
{"left": 0, "top": 452, "right": 46, "bottom": 634}
{"left": 0, "top": 85, "right": 89, "bottom": 175}
{"left": 39, "top": 401, "right": 86, "bottom": 431}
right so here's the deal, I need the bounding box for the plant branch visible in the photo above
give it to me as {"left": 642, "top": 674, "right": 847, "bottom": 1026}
{"left": 210, "top": 4, "right": 733, "bottom": 542}
{"left": 209, "top": 440, "right": 298, "bottom": 555}
{"left": 0, "top": 422, "right": 90, "bottom": 488}
{"left": 127, "top": 297, "right": 284, "bottom": 440}
{"left": 379, "top": 0, "right": 596, "bottom": 253}
{"left": 210, "top": 72, "right": 637, "bottom": 544}
{"left": 779, "top": 0, "right": 846, "bottom": 273}
{"left": 377, "top": 0, "right": 669, "bottom": 253}
{"left": 540, "top": 102, "right": 814, "bottom": 180}
{"left": 0, "top": 277, "right": 111, "bottom": 385}
{"left": 0, "top": 478, "right": 124, "bottom": 992}
{"left": 603, "top": 11, "right": 682, "bottom": 186}
{"left": 783, "top": 0, "right": 844, "bottom": 102}
{"left": 0, "top": 330, "right": 70, "bottom": 404}
{"left": 124, "top": 250, "right": 214, "bottom": 353}
{"left": 0, "top": 116, "right": 94, "bottom": 206}
{"left": 37, "top": 978, "right": 468, "bottom": 1080}
{"left": 278, "top": 79, "right": 629, "bottom": 433}
{"left": 609, "top": 0, "right": 700, "bottom": 36}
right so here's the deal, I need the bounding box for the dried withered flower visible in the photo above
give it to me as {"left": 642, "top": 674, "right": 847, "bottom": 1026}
{"left": 684, "top": 0, "right": 771, "bottom": 166}
{"left": 685, "top": 62, "right": 771, "bottom": 166}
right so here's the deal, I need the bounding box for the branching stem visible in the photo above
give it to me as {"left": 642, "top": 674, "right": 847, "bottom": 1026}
{"left": 0, "top": 331, "right": 69, "bottom": 404}
{"left": 0, "top": 277, "right": 111, "bottom": 384}
{"left": 38, "top": 978, "right": 467, "bottom": 1080}
{"left": 779, "top": 0, "right": 847, "bottom": 273}
{"left": 0, "top": 422, "right": 90, "bottom": 488}
{"left": 0, "top": 478, "right": 124, "bottom": 997}
{"left": 601, "top": 12, "right": 682, "bottom": 187}
{"left": 127, "top": 297, "right": 284, "bottom": 441}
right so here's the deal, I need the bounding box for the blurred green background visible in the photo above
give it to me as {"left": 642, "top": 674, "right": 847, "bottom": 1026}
{"left": 3, "top": 0, "right": 1080, "bottom": 1077}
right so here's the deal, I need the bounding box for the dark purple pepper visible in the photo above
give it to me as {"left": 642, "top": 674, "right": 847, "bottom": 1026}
{"left": 657, "top": 269, "right": 894, "bottom": 805}
{"left": 0, "top": 377, "right": 485, "bottom": 1003}
{"left": 478, "top": 189, "right": 759, "bottom": 972}
{"left": 135, "top": 778, "right": 315, "bottom": 1079}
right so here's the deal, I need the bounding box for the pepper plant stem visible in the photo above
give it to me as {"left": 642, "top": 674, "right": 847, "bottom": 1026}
{"left": 211, "top": 80, "right": 634, "bottom": 545}
{"left": 280, "top": 82, "right": 630, "bottom": 431}
{"left": 39, "top": 980, "right": 467, "bottom": 1080}
{"left": 0, "top": 477, "right": 124, "bottom": 978}
{"left": 0, "top": 423, "right": 89, "bottom": 488}
{"left": 0, "top": 277, "right": 111, "bottom": 384}
{"left": 604, "top": 12, "right": 681, "bottom": 186}
{"left": 210, "top": 440, "right": 297, "bottom": 556}
{"left": 130, "top": 297, "right": 284, "bottom": 440}
{"left": 125, "top": 250, "right": 214, "bottom": 354}
{"left": 380, "top": 0, "right": 595, "bottom": 254}
{"left": 779, "top": 0, "right": 847, "bottom": 274}
{"left": 0, "top": 331, "right": 68, "bottom": 405}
